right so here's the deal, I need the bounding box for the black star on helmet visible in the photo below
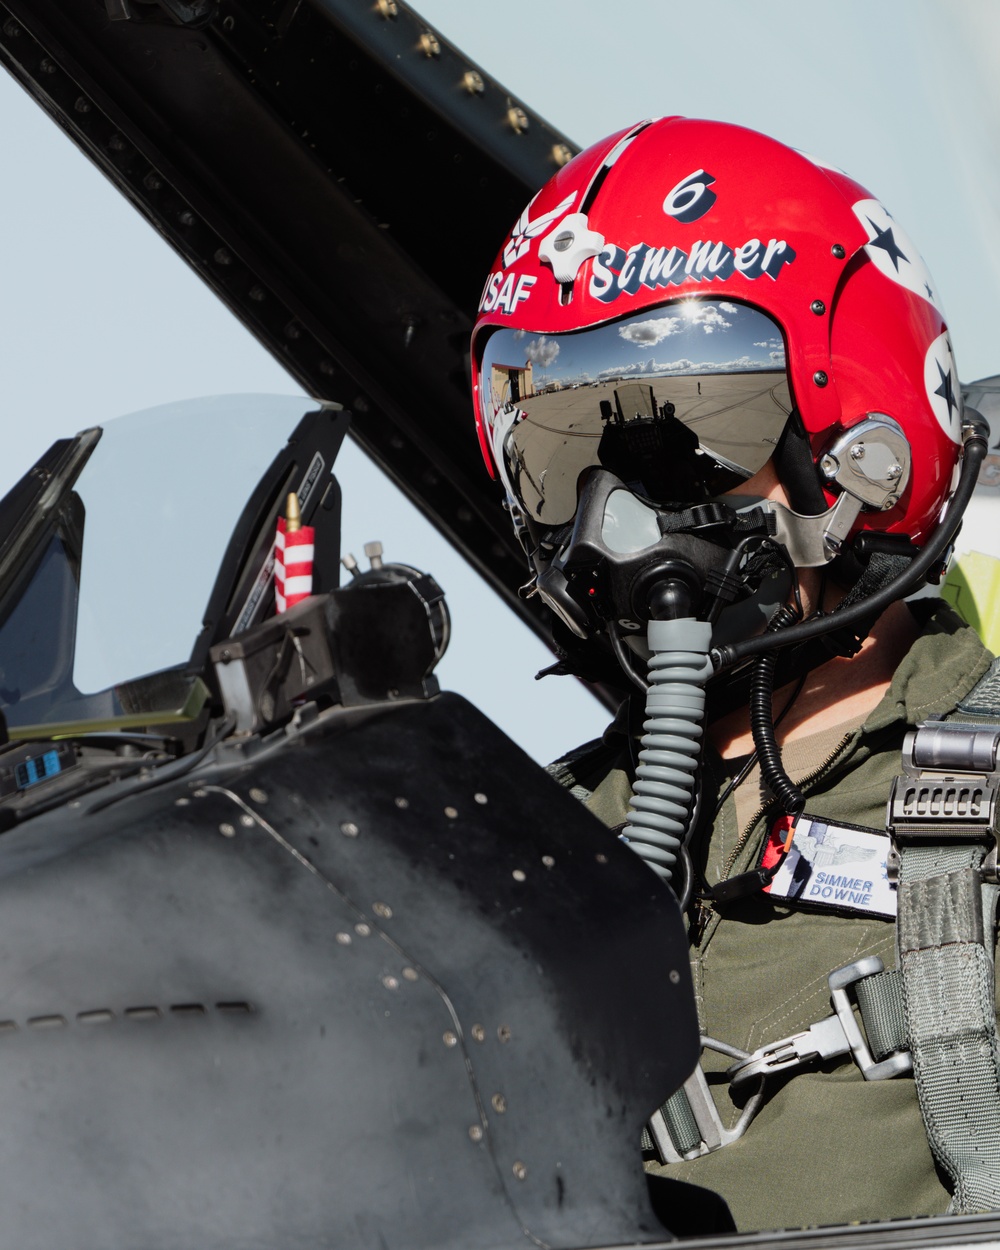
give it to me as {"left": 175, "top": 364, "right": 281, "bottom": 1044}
{"left": 866, "top": 217, "right": 908, "bottom": 272}
{"left": 934, "top": 360, "right": 957, "bottom": 420}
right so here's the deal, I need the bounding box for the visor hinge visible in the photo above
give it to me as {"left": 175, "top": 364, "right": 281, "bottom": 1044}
{"left": 820, "top": 413, "right": 912, "bottom": 513}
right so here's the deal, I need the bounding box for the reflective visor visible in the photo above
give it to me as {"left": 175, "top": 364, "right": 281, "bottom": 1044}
{"left": 478, "top": 299, "right": 792, "bottom": 525}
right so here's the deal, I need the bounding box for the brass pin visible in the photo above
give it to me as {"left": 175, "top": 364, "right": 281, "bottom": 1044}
{"left": 285, "top": 492, "right": 302, "bottom": 533}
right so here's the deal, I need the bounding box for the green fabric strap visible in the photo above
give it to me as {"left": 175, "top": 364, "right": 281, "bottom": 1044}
{"left": 659, "top": 1084, "right": 701, "bottom": 1156}
{"left": 897, "top": 843, "right": 1000, "bottom": 1215}
{"left": 957, "top": 656, "right": 1000, "bottom": 718}
{"left": 853, "top": 969, "right": 907, "bottom": 1062}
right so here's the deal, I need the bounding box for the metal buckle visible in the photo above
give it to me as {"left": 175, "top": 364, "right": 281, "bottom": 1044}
{"left": 650, "top": 957, "right": 911, "bottom": 1164}
{"left": 886, "top": 721, "right": 1000, "bottom": 883}
{"left": 645, "top": 1060, "right": 760, "bottom": 1165}
{"left": 648, "top": 1041, "right": 765, "bottom": 1164}
{"left": 828, "top": 958, "right": 912, "bottom": 1080}
{"left": 727, "top": 956, "right": 911, "bottom": 1088}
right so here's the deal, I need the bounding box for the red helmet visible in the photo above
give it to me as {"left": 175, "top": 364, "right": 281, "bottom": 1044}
{"left": 472, "top": 117, "right": 962, "bottom": 555}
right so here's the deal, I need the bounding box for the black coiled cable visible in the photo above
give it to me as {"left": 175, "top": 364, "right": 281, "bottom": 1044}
{"left": 712, "top": 422, "right": 988, "bottom": 672}
{"left": 749, "top": 604, "right": 805, "bottom": 817}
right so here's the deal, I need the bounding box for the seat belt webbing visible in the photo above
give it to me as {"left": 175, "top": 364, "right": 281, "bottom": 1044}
{"left": 898, "top": 843, "right": 1000, "bottom": 1214}
{"left": 853, "top": 968, "right": 907, "bottom": 1062}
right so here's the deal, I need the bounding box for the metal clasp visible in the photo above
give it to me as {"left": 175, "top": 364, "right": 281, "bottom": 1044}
{"left": 648, "top": 958, "right": 911, "bottom": 1165}
{"left": 886, "top": 721, "right": 1000, "bottom": 883}
{"left": 828, "top": 958, "right": 912, "bottom": 1080}
{"left": 727, "top": 956, "right": 911, "bottom": 1088}
{"left": 647, "top": 1046, "right": 764, "bottom": 1164}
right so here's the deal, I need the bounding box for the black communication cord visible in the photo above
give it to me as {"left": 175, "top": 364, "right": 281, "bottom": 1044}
{"left": 711, "top": 421, "right": 988, "bottom": 672}
{"left": 713, "top": 664, "right": 808, "bottom": 821}
{"left": 698, "top": 424, "right": 989, "bottom": 906}
{"left": 685, "top": 663, "right": 808, "bottom": 917}
{"left": 750, "top": 604, "right": 809, "bottom": 815}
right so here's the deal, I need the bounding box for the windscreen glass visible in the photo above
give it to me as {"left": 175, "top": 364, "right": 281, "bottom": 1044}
{"left": 478, "top": 299, "right": 792, "bottom": 525}
{"left": 0, "top": 394, "right": 311, "bottom": 734}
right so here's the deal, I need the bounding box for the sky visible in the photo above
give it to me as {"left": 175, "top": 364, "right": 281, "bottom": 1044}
{"left": 501, "top": 302, "right": 788, "bottom": 388}
{"left": 416, "top": 0, "right": 999, "bottom": 386}
{"left": 0, "top": 0, "right": 996, "bottom": 762}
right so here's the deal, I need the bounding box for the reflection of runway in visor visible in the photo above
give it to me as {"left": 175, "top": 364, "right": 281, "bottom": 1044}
{"left": 508, "top": 371, "right": 791, "bottom": 523}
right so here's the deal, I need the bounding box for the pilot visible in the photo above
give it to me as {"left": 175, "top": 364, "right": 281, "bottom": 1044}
{"left": 471, "top": 118, "right": 999, "bottom": 1231}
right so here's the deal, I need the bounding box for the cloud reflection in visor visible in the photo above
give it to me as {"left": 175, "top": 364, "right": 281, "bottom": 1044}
{"left": 478, "top": 299, "right": 792, "bottom": 526}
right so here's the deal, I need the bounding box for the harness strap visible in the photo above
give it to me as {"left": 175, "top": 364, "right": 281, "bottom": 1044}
{"left": 957, "top": 655, "right": 1000, "bottom": 718}
{"left": 852, "top": 968, "right": 907, "bottom": 1061}
{"left": 646, "top": 958, "right": 910, "bottom": 1162}
{"left": 897, "top": 844, "right": 1000, "bottom": 1214}
{"left": 657, "top": 1085, "right": 701, "bottom": 1156}
{"left": 645, "top": 1039, "right": 764, "bottom": 1163}
{"left": 885, "top": 715, "right": 1000, "bottom": 1214}
{"left": 647, "top": 703, "right": 1000, "bottom": 1175}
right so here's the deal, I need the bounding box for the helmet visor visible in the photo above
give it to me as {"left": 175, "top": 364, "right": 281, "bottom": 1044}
{"left": 478, "top": 299, "right": 792, "bottom": 526}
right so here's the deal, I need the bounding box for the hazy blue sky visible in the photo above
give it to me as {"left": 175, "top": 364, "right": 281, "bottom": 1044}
{"left": 0, "top": 1, "right": 995, "bottom": 761}
{"left": 507, "top": 302, "right": 788, "bottom": 387}
{"left": 416, "top": 0, "right": 998, "bottom": 382}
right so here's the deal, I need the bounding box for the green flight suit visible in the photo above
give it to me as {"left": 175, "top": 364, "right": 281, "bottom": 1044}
{"left": 551, "top": 603, "right": 996, "bottom": 1231}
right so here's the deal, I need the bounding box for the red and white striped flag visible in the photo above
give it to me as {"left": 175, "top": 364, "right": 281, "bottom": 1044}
{"left": 274, "top": 512, "right": 315, "bottom": 613}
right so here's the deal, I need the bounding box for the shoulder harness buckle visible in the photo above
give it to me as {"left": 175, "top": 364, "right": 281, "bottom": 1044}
{"left": 886, "top": 720, "right": 1000, "bottom": 883}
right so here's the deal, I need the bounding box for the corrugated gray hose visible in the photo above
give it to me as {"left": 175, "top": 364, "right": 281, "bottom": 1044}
{"left": 622, "top": 618, "right": 713, "bottom": 895}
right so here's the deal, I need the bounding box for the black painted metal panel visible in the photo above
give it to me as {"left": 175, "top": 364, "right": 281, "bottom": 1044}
{"left": 0, "top": 693, "right": 695, "bottom": 1248}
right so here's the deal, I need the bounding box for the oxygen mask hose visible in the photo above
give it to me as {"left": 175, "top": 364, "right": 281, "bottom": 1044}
{"left": 622, "top": 611, "right": 714, "bottom": 903}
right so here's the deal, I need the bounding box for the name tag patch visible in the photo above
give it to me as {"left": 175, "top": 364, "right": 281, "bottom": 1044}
{"left": 762, "top": 814, "right": 897, "bottom": 919}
